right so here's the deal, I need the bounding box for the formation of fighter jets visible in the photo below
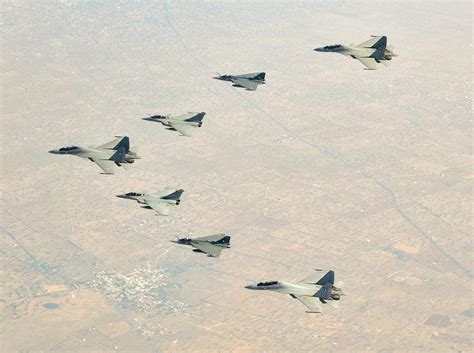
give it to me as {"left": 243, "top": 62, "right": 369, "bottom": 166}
{"left": 49, "top": 35, "right": 397, "bottom": 314}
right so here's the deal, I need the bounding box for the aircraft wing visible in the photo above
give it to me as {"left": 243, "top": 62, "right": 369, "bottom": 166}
{"left": 231, "top": 78, "right": 258, "bottom": 91}
{"left": 294, "top": 295, "right": 322, "bottom": 313}
{"left": 146, "top": 201, "right": 171, "bottom": 215}
{"left": 120, "top": 162, "right": 133, "bottom": 170}
{"left": 356, "top": 57, "right": 377, "bottom": 70}
{"left": 356, "top": 35, "right": 387, "bottom": 49}
{"left": 191, "top": 241, "right": 223, "bottom": 257}
{"left": 169, "top": 122, "right": 194, "bottom": 137}
{"left": 92, "top": 158, "right": 116, "bottom": 174}
{"left": 97, "top": 136, "right": 130, "bottom": 151}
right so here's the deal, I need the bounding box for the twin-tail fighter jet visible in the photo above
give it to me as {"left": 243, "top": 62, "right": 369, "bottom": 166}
{"left": 314, "top": 35, "right": 397, "bottom": 70}
{"left": 245, "top": 270, "right": 344, "bottom": 313}
{"left": 172, "top": 234, "right": 231, "bottom": 257}
{"left": 49, "top": 136, "right": 140, "bottom": 174}
{"left": 143, "top": 112, "right": 206, "bottom": 137}
{"left": 116, "top": 188, "right": 184, "bottom": 216}
{"left": 214, "top": 72, "right": 266, "bottom": 91}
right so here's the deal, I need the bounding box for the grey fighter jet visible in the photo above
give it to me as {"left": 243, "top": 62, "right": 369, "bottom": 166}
{"left": 214, "top": 72, "right": 266, "bottom": 91}
{"left": 48, "top": 136, "right": 140, "bottom": 174}
{"left": 143, "top": 112, "right": 205, "bottom": 137}
{"left": 245, "top": 270, "right": 344, "bottom": 313}
{"left": 314, "top": 35, "right": 397, "bottom": 70}
{"left": 172, "top": 234, "right": 231, "bottom": 257}
{"left": 116, "top": 188, "right": 184, "bottom": 215}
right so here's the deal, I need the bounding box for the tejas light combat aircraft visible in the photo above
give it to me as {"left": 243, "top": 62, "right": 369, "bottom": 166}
{"left": 143, "top": 112, "right": 206, "bottom": 137}
{"left": 172, "top": 234, "right": 231, "bottom": 257}
{"left": 214, "top": 72, "right": 266, "bottom": 91}
{"left": 245, "top": 270, "right": 344, "bottom": 313}
{"left": 314, "top": 35, "right": 397, "bottom": 70}
{"left": 116, "top": 188, "right": 184, "bottom": 216}
{"left": 48, "top": 136, "right": 140, "bottom": 174}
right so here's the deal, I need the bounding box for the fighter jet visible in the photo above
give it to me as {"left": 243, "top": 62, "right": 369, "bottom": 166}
{"left": 48, "top": 136, "right": 140, "bottom": 174}
{"left": 314, "top": 35, "right": 397, "bottom": 70}
{"left": 245, "top": 270, "right": 344, "bottom": 313}
{"left": 116, "top": 188, "right": 183, "bottom": 216}
{"left": 172, "top": 234, "right": 231, "bottom": 257}
{"left": 214, "top": 72, "right": 266, "bottom": 91}
{"left": 143, "top": 112, "right": 206, "bottom": 137}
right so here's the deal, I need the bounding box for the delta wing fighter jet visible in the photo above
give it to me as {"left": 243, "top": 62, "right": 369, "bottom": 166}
{"left": 49, "top": 136, "right": 140, "bottom": 174}
{"left": 143, "top": 112, "right": 206, "bottom": 137}
{"left": 116, "top": 188, "right": 184, "bottom": 215}
{"left": 245, "top": 270, "right": 344, "bottom": 313}
{"left": 214, "top": 72, "right": 266, "bottom": 91}
{"left": 314, "top": 35, "right": 397, "bottom": 70}
{"left": 172, "top": 234, "right": 231, "bottom": 257}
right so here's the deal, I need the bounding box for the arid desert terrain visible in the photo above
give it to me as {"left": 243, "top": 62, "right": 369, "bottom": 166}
{"left": 1, "top": 1, "right": 472, "bottom": 352}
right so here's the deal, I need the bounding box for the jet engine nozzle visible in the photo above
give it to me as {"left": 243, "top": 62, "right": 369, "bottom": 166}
{"left": 176, "top": 200, "right": 180, "bottom": 205}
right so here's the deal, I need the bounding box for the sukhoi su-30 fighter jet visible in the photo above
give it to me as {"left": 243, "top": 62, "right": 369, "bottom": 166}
{"left": 116, "top": 188, "right": 184, "bottom": 216}
{"left": 143, "top": 112, "right": 205, "bottom": 137}
{"left": 314, "top": 35, "right": 397, "bottom": 70}
{"left": 245, "top": 270, "right": 344, "bottom": 313}
{"left": 214, "top": 72, "right": 266, "bottom": 91}
{"left": 172, "top": 234, "right": 231, "bottom": 257}
{"left": 49, "top": 136, "right": 140, "bottom": 174}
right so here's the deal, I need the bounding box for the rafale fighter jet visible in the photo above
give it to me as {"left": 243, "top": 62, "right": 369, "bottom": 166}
{"left": 48, "top": 136, "right": 140, "bottom": 174}
{"left": 143, "top": 112, "right": 205, "bottom": 137}
{"left": 214, "top": 72, "right": 266, "bottom": 91}
{"left": 116, "top": 188, "right": 184, "bottom": 215}
{"left": 245, "top": 270, "right": 344, "bottom": 313}
{"left": 314, "top": 35, "right": 397, "bottom": 70}
{"left": 172, "top": 234, "right": 231, "bottom": 257}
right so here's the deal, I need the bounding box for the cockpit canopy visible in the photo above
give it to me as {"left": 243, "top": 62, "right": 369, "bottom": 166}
{"left": 125, "top": 192, "right": 142, "bottom": 197}
{"left": 257, "top": 281, "right": 278, "bottom": 287}
{"left": 324, "top": 44, "right": 342, "bottom": 49}
{"left": 59, "top": 146, "right": 79, "bottom": 152}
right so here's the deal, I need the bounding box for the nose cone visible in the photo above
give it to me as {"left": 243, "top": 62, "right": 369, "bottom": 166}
{"left": 313, "top": 47, "right": 326, "bottom": 52}
{"left": 245, "top": 284, "right": 258, "bottom": 290}
{"left": 48, "top": 149, "right": 61, "bottom": 154}
{"left": 116, "top": 194, "right": 129, "bottom": 199}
